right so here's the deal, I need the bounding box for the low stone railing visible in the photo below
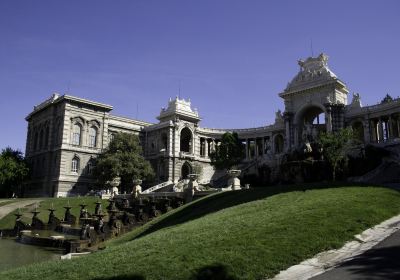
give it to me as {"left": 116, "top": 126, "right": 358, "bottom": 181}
{"left": 142, "top": 180, "right": 173, "bottom": 194}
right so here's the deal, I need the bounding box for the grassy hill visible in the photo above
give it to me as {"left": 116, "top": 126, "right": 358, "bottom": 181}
{"left": 1, "top": 185, "right": 400, "bottom": 280}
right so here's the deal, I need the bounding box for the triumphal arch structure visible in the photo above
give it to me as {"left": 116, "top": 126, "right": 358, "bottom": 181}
{"left": 279, "top": 53, "right": 348, "bottom": 150}
{"left": 24, "top": 53, "right": 400, "bottom": 197}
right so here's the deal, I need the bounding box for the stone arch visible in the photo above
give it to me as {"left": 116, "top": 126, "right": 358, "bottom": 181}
{"left": 273, "top": 134, "right": 284, "bottom": 154}
{"left": 294, "top": 103, "right": 327, "bottom": 144}
{"left": 351, "top": 120, "right": 364, "bottom": 143}
{"left": 180, "top": 127, "right": 193, "bottom": 153}
{"left": 294, "top": 103, "right": 326, "bottom": 125}
{"left": 181, "top": 161, "right": 192, "bottom": 179}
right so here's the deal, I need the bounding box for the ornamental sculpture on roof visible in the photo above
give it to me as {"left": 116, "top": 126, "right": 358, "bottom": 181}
{"left": 285, "top": 53, "right": 338, "bottom": 92}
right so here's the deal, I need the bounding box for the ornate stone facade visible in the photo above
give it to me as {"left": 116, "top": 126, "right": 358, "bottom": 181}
{"left": 25, "top": 54, "right": 400, "bottom": 197}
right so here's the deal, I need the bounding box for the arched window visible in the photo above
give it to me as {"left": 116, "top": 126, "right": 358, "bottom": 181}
{"left": 87, "top": 159, "right": 94, "bottom": 175}
{"left": 180, "top": 127, "right": 192, "bottom": 153}
{"left": 71, "top": 156, "right": 80, "bottom": 173}
{"left": 89, "top": 126, "right": 98, "bottom": 148}
{"left": 72, "top": 123, "right": 82, "bottom": 145}
{"left": 181, "top": 162, "right": 192, "bottom": 179}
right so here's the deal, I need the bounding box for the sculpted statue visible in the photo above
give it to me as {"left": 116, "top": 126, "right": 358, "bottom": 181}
{"left": 302, "top": 123, "right": 316, "bottom": 142}
{"left": 304, "top": 142, "right": 313, "bottom": 154}
{"left": 351, "top": 93, "right": 362, "bottom": 107}
{"left": 275, "top": 110, "right": 283, "bottom": 122}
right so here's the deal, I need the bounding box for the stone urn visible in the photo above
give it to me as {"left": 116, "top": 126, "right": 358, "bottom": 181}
{"left": 227, "top": 169, "right": 241, "bottom": 190}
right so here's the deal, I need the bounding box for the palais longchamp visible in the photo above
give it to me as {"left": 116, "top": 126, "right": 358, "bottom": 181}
{"left": 24, "top": 54, "right": 400, "bottom": 197}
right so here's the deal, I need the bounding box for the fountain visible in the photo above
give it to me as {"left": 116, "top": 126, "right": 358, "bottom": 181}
{"left": 31, "top": 205, "right": 45, "bottom": 230}
{"left": 94, "top": 201, "right": 102, "bottom": 215}
{"left": 63, "top": 201, "right": 76, "bottom": 224}
{"left": 47, "top": 204, "right": 60, "bottom": 230}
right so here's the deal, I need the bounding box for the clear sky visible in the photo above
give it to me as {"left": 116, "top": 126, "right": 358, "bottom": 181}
{"left": 0, "top": 0, "right": 399, "bottom": 152}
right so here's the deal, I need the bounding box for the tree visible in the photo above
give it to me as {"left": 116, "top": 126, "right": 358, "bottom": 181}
{"left": 318, "top": 128, "right": 354, "bottom": 181}
{"left": 209, "top": 132, "right": 245, "bottom": 170}
{"left": 381, "top": 93, "right": 394, "bottom": 104}
{"left": 0, "top": 147, "right": 29, "bottom": 197}
{"left": 93, "top": 133, "right": 154, "bottom": 191}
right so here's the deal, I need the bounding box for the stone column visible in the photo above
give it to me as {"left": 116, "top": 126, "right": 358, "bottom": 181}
{"left": 246, "top": 139, "right": 249, "bottom": 160}
{"left": 378, "top": 118, "right": 384, "bottom": 142}
{"left": 262, "top": 137, "right": 266, "bottom": 155}
{"left": 254, "top": 138, "right": 258, "bottom": 158}
{"left": 397, "top": 116, "right": 400, "bottom": 138}
{"left": 204, "top": 138, "right": 208, "bottom": 157}
{"left": 363, "top": 119, "right": 370, "bottom": 144}
{"left": 388, "top": 116, "right": 393, "bottom": 139}
{"left": 325, "top": 105, "right": 333, "bottom": 132}
{"left": 284, "top": 112, "right": 292, "bottom": 151}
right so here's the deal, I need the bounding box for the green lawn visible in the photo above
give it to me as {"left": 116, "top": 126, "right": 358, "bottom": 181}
{"left": 0, "top": 197, "right": 108, "bottom": 230}
{"left": 1, "top": 185, "right": 400, "bottom": 280}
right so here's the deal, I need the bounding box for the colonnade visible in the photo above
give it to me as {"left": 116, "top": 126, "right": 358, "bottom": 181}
{"left": 199, "top": 135, "right": 284, "bottom": 160}
{"left": 369, "top": 113, "right": 400, "bottom": 143}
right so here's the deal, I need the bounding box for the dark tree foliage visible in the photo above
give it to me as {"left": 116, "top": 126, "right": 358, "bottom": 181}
{"left": 209, "top": 132, "right": 245, "bottom": 170}
{"left": 0, "top": 147, "right": 29, "bottom": 197}
{"left": 318, "top": 128, "right": 354, "bottom": 181}
{"left": 93, "top": 133, "right": 154, "bottom": 190}
{"left": 381, "top": 93, "right": 394, "bottom": 104}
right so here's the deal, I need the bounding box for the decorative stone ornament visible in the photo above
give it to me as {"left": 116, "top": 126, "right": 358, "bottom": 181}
{"left": 227, "top": 169, "right": 242, "bottom": 190}
{"left": 132, "top": 179, "right": 142, "bottom": 198}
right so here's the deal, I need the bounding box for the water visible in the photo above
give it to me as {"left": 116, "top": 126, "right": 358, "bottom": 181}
{"left": 23, "top": 229, "right": 79, "bottom": 240}
{"left": 0, "top": 238, "right": 63, "bottom": 272}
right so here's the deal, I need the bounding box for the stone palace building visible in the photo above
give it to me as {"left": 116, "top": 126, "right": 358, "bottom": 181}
{"left": 24, "top": 53, "right": 400, "bottom": 197}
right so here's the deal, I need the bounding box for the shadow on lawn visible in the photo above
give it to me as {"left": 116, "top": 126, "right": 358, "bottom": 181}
{"left": 190, "top": 264, "right": 237, "bottom": 280}
{"left": 135, "top": 183, "right": 352, "bottom": 240}
{"left": 93, "top": 275, "right": 144, "bottom": 280}
{"left": 91, "top": 264, "right": 236, "bottom": 280}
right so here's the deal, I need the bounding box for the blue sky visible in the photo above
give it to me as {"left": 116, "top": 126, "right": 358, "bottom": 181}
{"left": 0, "top": 0, "right": 399, "bottom": 152}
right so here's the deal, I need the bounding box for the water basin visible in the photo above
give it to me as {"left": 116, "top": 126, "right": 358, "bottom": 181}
{"left": 0, "top": 238, "right": 63, "bottom": 272}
